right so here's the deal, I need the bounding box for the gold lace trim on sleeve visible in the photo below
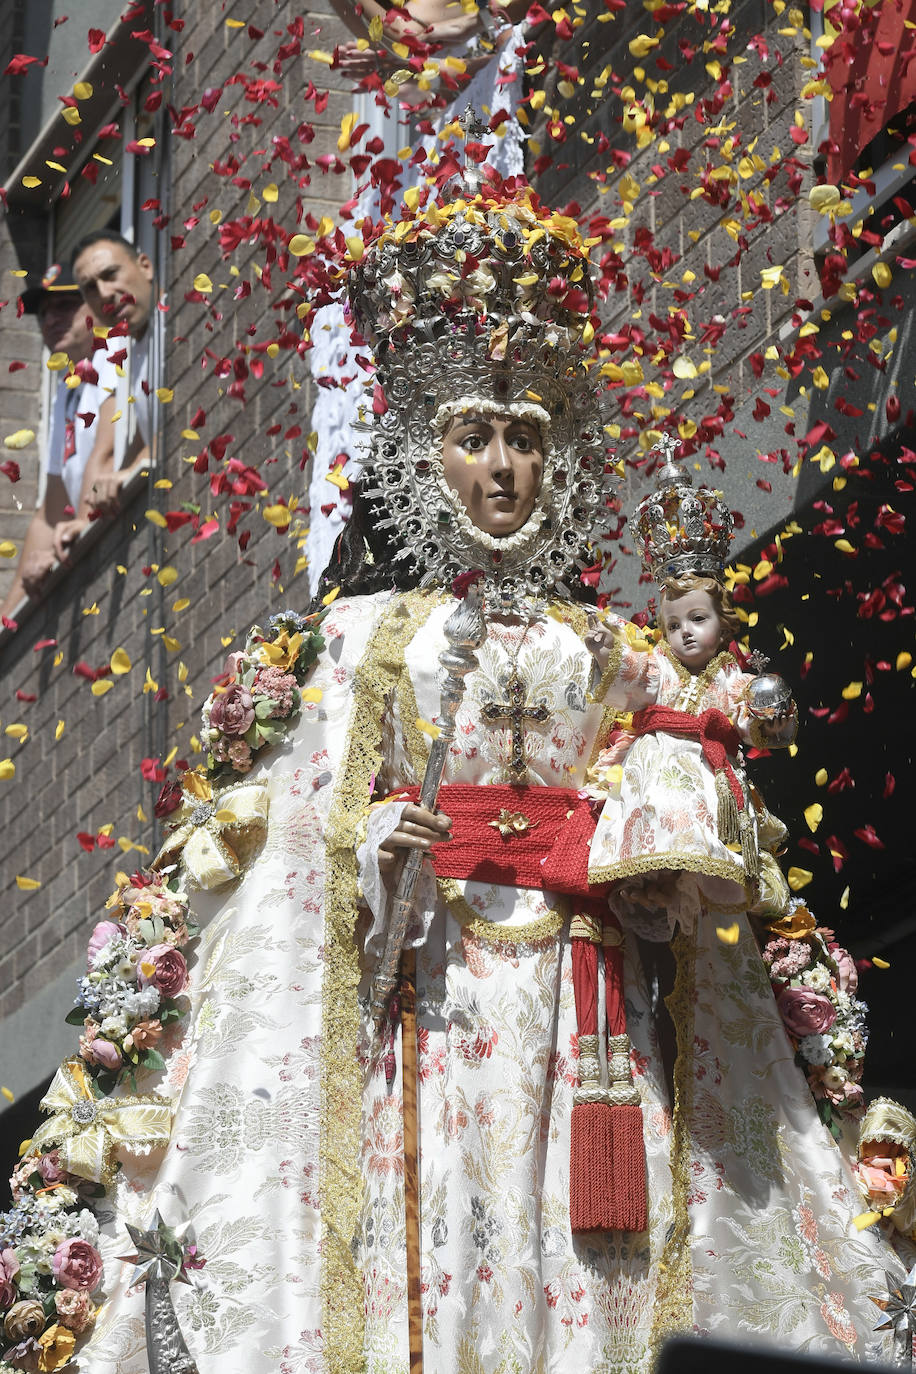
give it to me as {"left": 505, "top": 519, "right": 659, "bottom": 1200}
{"left": 588, "top": 852, "right": 753, "bottom": 911}
{"left": 587, "top": 624, "right": 625, "bottom": 704}
{"left": 321, "top": 588, "right": 441, "bottom": 1374}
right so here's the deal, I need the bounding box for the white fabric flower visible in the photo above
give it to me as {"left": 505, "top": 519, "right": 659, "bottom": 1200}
{"left": 801, "top": 965, "right": 831, "bottom": 993}
{"left": 798, "top": 1033, "right": 832, "bottom": 1065}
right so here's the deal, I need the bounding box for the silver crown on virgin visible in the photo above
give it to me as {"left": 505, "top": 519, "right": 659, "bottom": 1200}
{"left": 344, "top": 108, "right": 616, "bottom": 604}
{"left": 347, "top": 107, "right": 595, "bottom": 360}
{"left": 629, "top": 434, "right": 734, "bottom": 584}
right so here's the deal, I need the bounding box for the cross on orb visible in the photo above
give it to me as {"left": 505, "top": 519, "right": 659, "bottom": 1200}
{"left": 481, "top": 674, "right": 550, "bottom": 778}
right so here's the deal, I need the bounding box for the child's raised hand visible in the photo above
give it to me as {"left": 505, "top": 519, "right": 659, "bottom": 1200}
{"left": 585, "top": 624, "right": 617, "bottom": 673}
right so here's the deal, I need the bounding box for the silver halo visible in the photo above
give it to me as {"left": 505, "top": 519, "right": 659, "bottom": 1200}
{"left": 357, "top": 322, "right": 613, "bottom": 606}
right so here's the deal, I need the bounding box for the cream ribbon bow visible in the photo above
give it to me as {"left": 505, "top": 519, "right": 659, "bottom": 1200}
{"left": 28, "top": 1058, "right": 172, "bottom": 1185}
{"left": 855, "top": 1097, "right": 916, "bottom": 1238}
{"left": 154, "top": 771, "right": 269, "bottom": 889}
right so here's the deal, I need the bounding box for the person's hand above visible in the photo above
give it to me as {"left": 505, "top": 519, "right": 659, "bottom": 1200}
{"left": 336, "top": 40, "right": 390, "bottom": 76}
{"left": 20, "top": 547, "right": 57, "bottom": 599}
{"left": 85, "top": 469, "right": 127, "bottom": 519}
{"left": 52, "top": 518, "right": 90, "bottom": 564}
{"left": 377, "top": 803, "right": 452, "bottom": 873}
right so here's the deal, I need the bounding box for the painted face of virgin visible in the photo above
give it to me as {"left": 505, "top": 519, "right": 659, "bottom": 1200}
{"left": 661, "top": 588, "right": 724, "bottom": 673}
{"left": 440, "top": 413, "right": 544, "bottom": 537}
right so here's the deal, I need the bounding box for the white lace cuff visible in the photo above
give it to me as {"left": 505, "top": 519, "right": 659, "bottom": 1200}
{"left": 356, "top": 801, "right": 437, "bottom": 962}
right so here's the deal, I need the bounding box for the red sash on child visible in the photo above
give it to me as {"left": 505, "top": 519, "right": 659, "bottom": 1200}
{"left": 629, "top": 705, "right": 758, "bottom": 878}
{"left": 389, "top": 782, "right": 648, "bottom": 1233}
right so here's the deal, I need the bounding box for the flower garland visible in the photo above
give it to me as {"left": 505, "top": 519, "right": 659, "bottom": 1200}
{"left": 0, "top": 871, "right": 200, "bottom": 1372}
{"left": 191, "top": 608, "right": 326, "bottom": 780}
{"left": 759, "top": 900, "right": 868, "bottom": 1140}
{"left": 0, "top": 608, "right": 328, "bottom": 1370}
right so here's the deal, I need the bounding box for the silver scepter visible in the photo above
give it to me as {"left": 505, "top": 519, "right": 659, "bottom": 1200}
{"left": 118, "top": 1210, "right": 200, "bottom": 1374}
{"left": 370, "top": 585, "right": 486, "bottom": 1028}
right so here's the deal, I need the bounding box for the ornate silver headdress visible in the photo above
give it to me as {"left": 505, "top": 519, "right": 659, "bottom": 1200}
{"left": 629, "top": 434, "right": 734, "bottom": 584}
{"left": 347, "top": 109, "right": 616, "bottom": 606}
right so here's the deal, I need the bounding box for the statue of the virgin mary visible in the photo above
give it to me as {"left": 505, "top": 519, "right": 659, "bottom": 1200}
{"left": 2, "top": 132, "right": 912, "bottom": 1374}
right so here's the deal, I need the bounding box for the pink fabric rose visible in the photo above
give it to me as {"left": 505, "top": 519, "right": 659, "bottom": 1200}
{"left": 776, "top": 986, "right": 837, "bottom": 1038}
{"left": 36, "top": 1151, "right": 67, "bottom": 1185}
{"left": 832, "top": 947, "right": 858, "bottom": 994}
{"left": 0, "top": 1248, "right": 20, "bottom": 1307}
{"left": 137, "top": 943, "right": 188, "bottom": 998}
{"left": 86, "top": 921, "right": 124, "bottom": 969}
{"left": 54, "top": 1288, "right": 95, "bottom": 1334}
{"left": 209, "top": 683, "right": 255, "bottom": 738}
{"left": 88, "top": 1039, "right": 123, "bottom": 1071}
{"left": 223, "top": 650, "right": 246, "bottom": 678}
{"left": 51, "top": 1239, "right": 103, "bottom": 1293}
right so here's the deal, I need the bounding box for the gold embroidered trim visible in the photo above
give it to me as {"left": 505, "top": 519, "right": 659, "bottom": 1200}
{"left": 650, "top": 929, "right": 696, "bottom": 1355}
{"left": 587, "top": 624, "right": 625, "bottom": 704}
{"left": 321, "top": 589, "right": 441, "bottom": 1374}
{"left": 657, "top": 639, "right": 739, "bottom": 706}
{"left": 587, "top": 702, "right": 622, "bottom": 771}
{"left": 549, "top": 601, "right": 591, "bottom": 640}
{"left": 589, "top": 851, "right": 752, "bottom": 911}
{"left": 437, "top": 875, "right": 567, "bottom": 946}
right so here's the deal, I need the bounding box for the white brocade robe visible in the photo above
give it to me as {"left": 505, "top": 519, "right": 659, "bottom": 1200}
{"left": 79, "top": 591, "right": 904, "bottom": 1374}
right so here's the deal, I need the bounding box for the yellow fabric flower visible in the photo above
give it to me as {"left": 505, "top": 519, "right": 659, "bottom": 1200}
{"left": 256, "top": 630, "right": 303, "bottom": 672}
{"left": 764, "top": 904, "right": 816, "bottom": 940}
{"left": 38, "top": 1324, "right": 76, "bottom": 1372}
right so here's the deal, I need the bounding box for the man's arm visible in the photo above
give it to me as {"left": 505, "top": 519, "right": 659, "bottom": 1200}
{"left": 0, "top": 476, "right": 70, "bottom": 620}
{"left": 52, "top": 393, "right": 129, "bottom": 562}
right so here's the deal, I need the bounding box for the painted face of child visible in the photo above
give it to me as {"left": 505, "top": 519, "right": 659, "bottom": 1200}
{"left": 661, "top": 588, "right": 724, "bottom": 672}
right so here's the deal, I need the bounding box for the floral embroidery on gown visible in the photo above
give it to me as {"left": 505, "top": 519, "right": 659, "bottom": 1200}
{"left": 31, "top": 593, "right": 907, "bottom": 1372}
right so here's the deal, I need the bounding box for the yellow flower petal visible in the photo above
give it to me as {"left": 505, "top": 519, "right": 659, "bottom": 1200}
{"left": 787, "top": 866, "right": 813, "bottom": 891}
{"left": 3, "top": 428, "right": 35, "bottom": 449}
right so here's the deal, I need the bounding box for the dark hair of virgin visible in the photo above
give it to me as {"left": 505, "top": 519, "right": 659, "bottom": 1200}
{"left": 310, "top": 480, "right": 598, "bottom": 610}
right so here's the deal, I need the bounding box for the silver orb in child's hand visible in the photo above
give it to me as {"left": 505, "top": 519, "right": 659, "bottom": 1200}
{"left": 746, "top": 672, "right": 794, "bottom": 721}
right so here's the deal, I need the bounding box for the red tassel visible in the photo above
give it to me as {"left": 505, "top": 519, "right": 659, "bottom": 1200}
{"left": 570, "top": 1101, "right": 648, "bottom": 1232}
{"left": 607, "top": 1102, "right": 648, "bottom": 1232}
{"left": 570, "top": 1101, "right": 615, "bottom": 1232}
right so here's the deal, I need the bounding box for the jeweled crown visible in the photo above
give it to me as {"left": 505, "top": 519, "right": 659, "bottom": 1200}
{"left": 629, "top": 435, "right": 734, "bottom": 584}
{"left": 347, "top": 108, "right": 595, "bottom": 359}
{"left": 342, "top": 108, "right": 617, "bottom": 606}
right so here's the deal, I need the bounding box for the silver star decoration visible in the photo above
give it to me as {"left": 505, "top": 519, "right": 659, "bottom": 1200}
{"left": 747, "top": 649, "right": 770, "bottom": 673}
{"left": 118, "top": 1209, "right": 194, "bottom": 1289}
{"left": 872, "top": 1262, "right": 916, "bottom": 1333}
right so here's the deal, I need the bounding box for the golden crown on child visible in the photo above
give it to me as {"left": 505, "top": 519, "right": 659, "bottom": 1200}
{"left": 629, "top": 433, "right": 735, "bottom": 584}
